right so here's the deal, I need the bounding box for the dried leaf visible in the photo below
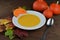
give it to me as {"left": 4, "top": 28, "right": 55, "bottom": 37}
{"left": 0, "top": 25, "right": 5, "bottom": 32}
{"left": 5, "top": 23, "right": 15, "bottom": 30}
{"left": 0, "top": 19, "right": 11, "bottom": 25}
{"left": 14, "top": 29, "right": 28, "bottom": 38}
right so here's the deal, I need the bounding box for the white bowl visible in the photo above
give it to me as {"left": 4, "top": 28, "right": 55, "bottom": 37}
{"left": 12, "top": 10, "right": 46, "bottom": 30}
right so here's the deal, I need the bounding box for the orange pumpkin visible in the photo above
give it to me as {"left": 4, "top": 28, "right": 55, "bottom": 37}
{"left": 33, "top": 1, "right": 48, "bottom": 11}
{"left": 43, "top": 8, "right": 53, "bottom": 18}
{"left": 50, "top": 1, "right": 60, "bottom": 15}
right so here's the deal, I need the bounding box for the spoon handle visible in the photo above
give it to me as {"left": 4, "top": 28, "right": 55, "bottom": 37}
{"left": 41, "top": 27, "right": 49, "bottom": 40}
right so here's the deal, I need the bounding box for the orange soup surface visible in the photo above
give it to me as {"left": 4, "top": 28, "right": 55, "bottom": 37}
{"left": 18, "top": 14, "right": 40, "bottom": 27}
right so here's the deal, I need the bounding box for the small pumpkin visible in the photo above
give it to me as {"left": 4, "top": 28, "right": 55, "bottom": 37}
{"left": 33, "top": 0, "right": 48, "bottom": 11}
{"left": 50, "top": 1, "right": 60, "bottom": 15}
{"left": 43, "top": 8, "right": 53, "bottom": 18}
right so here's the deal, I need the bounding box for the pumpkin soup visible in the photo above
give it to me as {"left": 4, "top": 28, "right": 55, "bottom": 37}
{"left": 18, "top": 14, "right": 40, "bottom": 27}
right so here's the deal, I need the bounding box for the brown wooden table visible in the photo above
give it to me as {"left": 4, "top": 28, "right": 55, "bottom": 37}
{"left": 0, "top": 0, "right": 60, "bottom": 40}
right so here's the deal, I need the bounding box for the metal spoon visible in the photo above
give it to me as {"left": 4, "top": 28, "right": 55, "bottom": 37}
{"left": 41, "top": 18, "right": 54, "bottom": 40}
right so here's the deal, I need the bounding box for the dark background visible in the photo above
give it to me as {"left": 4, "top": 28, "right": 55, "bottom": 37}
{"left": 0, "top": 0, "right": 60, "bottom": 40}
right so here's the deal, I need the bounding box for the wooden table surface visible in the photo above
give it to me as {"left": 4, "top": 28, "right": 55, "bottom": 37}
{"left": 0, "top": 0, "right": 60, "bottom": 40}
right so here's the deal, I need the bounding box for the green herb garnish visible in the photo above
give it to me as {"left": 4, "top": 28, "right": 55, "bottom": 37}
{"left": 5, "top": 29, "right": 14, "bottom": 40}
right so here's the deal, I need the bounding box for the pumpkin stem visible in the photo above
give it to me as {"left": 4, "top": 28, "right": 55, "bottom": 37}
{"left": 57, "top": 1, "right": 59, "bottom": 4}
